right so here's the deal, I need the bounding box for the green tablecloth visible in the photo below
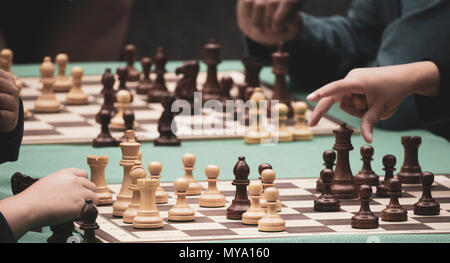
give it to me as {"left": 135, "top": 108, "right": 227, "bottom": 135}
{"left": 2, "top": 60, "right": 449, "bottom": 243}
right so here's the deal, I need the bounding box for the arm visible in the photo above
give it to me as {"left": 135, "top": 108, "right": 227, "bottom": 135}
{"left": 0, "top": 168, "right": 98, "bottom": 240}
{"left": 306, "top": 61, "right": 441, "bottom": 143}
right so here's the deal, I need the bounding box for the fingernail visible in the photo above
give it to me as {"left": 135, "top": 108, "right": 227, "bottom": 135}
{"left": 307, "top": 93, "right": 317, "bottom": 101}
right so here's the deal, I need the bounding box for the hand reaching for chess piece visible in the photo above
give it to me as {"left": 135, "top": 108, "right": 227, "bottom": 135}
{"left": 0, "top": 168, "right": 98, "bottom": 239}
{"left": 0, "top": 69, "right": 19, "bottom": 133}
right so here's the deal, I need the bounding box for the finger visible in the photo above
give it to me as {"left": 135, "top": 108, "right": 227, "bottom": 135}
{"left": 272, "top": 0, "right": 301, "bottom": 32}
{"left": 0, "top": 77, "right": 19, "bottom": 96}
{"left": 241, "top": 0, "right": 253, "bottom": 17}
{"left": 81, "top": 189, "right": 100, "bottom": 207}
{"left": 361, "top": 105, "right": 382, "bottom": 143}
{"left": 0, "top": 93, "right": 19, "bottom": 111}
{"left": 264, "top": 0, "right": 278, "bottom": 32}
{"left": 251, "top": 0, "right": 266, "bottom": 31}
{"left": 0, "top": 69, "right": 15, "bottom": 82}
{"left": 79, "top": 177, "right": 97, "bottom": 192}
{"left": 62, "top": 168, "right": 89, "bottom": 179}
{"left": 307, "top": 79, "right": 362, "bottom": 102}
{"left": 308, "top": 96, "right": 339, "bottom": 127}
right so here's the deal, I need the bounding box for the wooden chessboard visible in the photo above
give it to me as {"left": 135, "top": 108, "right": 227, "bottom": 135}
{"left": 73, "top": 175, "right": 450, "bottom": 243}
{"left": 20, "top": 71, "right": 357, "bottom": 145}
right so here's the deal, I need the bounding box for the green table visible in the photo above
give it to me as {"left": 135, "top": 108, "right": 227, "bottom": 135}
{"left": 2, "top": 60, "right": 450, "bottom": 243}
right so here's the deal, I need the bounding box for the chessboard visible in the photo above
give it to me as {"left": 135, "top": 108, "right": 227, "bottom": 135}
{"left": 19, "top": 71, "right": 356, "bottom": 145}
{"left": 74, "top": 175, "right": 450, "bottom": 243}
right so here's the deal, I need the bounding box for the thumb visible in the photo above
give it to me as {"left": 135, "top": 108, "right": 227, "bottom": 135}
{"left": 361, "top": 105, "right": 382, "bottom": 143}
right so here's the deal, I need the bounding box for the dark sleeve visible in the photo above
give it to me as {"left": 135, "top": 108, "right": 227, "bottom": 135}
{"left": 245, "top": 0, "right": 384, "bottom": 91}
{"left": 0, "top": 98, "right": 24, "bottom": 164}
{"left": 0, "top": 212, "right": 16, "bottom": 243}
{"left": 415, "top": 59, "right": 450, "bottom": 122}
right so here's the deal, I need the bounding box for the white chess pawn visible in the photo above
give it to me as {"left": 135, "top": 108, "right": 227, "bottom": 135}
{"left": 242, "top": 181, "right": 265, "bottom": 225}
{"left": 199, "top": 164, "right": 226, "bottom": 207}
{"left": 66, "top": 66, "right": 89, "bottom": 104}
{"left": 123, "top": 161, "right": 147, "bottom": 224}
{"left": 273, "top": 102, "right": 293, "bottom": 142}
{"left": 168, "top": 178, "right": 195, "bottom": 221}
{"left": 53, "top": 53, "right": 72, "bottom": 92}
{"left": 34, "top": 56, "right": 62, "bottom": 113}
{"left": 292, "top": 101, "right": 313, "bottom": 140}
{"left": 182, "top": 153, "right": 202, "bottom": 196}
{"left": 110, "top": 90, "right": 131, "bottom": 130}
{"left": 260, "top": 169, "right": 281, "bottom": 212}
{"left": 258, "top": 187, "right": 285, "bottom": 232}
{"left": 244, "top": 87, "right": 270, "bottom": 144}
{"left": 148, "top": 161, "right": 168, "bottom": 204}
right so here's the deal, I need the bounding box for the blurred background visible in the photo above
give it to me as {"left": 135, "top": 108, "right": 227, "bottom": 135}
{"left": 0, "top": 0, "right": 351, "bottom": 63}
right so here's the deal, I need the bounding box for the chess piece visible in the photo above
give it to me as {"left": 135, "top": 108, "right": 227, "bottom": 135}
{"left": 53, "top": 53, "right": 71, "bottom": 92}
{"left": 316, "top": 150, "right": 336, "bottom": 192}
{"left": 147, "top": 47, "right": 170, "bottom": 103}
{"left": 244, "top": 87, "right": 270, "bottom": 144}
{"left": 66, "top": 66, "right": 89, "bottom": 105}
{"left": 414, "top": 172, "right": 440, "bottom": 215}
{"left": 154, "top": 94, "right": 181, "bottom": 146}
{"left": 124, "top": 44, "right": 140, "bottom": 82}
{"left": 376, "top": 155, "right": 401, "bottom": 197}
{"left": 96, "top": 68, "right": 117, "bottom": 123}
{"left": 116, "top": 66, "right": 134, "bottom": 102}
{"left": 175, "top": 60, "right": 199, "bottom": 110}
{"left": 110, "top": 90, "right": 131, "bottom": 130}
{"left": 202, "top": 39, "right": 223, "bottom": 104}
{"left": 168, "top": 178, "right": 196, "bottom": 221}
{"left": 242, "top": 181, "right": 265, "bottom": 225}
{"left": 331, "top": 123, "right": 358, "bottom": 199}
{"left": 113, "top": 130, "right": 141, "bottom": 217}
{"left": 80, "top": 199, "right": 99, "bottom": 243}
{"left": 258, "top": 163, "right": 272, "bottom": 180}
{"left": 260, "top": 169, "right": 281, "bottom": 212}
{"left": 0, "top": 49, "right": 19, "bottom": 82}
{"left": 241, "top": 56, "right": 263, "bottom": 89}
{"left": 181, "top": 153, "right": 202, "bottom": 195}
{"left": 199, "top": 164, "right": 226, "bottom": 207}
{"left": 258, "top": 187, "right": 285, "bottom": 232}
{"left": 220, "top": 76, "right": 234, "bottom": 104}
{"left": 87, "top": 155, "right": 113, "bottom": 205}
{"left": 132, "top": 178, "right": 164, "bottom": 228}
{"left": 354, "top": 145, "right": 380, "bottom": 186}
{"left": 268, "top": 43, "right": 294, "bottom": 122}
{"left": 351, "top": 185, "right": 379, "bottom": 229}
{"left": 292, "top": 101, "right": 313, "bottom": 140}
{"left": 272, "top": 102, "right": 293, "bottom": 142}
{"left": 136, "top": 57, "right": 153, "bottom": 94}
{"left": 34, "top": 56, "right": 62, "bottom": 113}
{"left": 148, "top": 161, "right": 169, "bottom": 204}
{"left": 118, "top": 110, "right": 138, "bottom": 144}
{"left": 123, "top": 161, "right": 147, "bottom": 223}
{"left": 314, "top": 169, "right": 340, "bottom": 212}
{"left": 226, "top": 156, "right": 251, "bottom": 219}
{"left": 93, "top": 109, "right": 118, "bottom": 147}
{"left": 381, "top": 178, "right": 407, "bottom": 221}
{"left": 397, "top": 136, "right": 422, "bottom": 184}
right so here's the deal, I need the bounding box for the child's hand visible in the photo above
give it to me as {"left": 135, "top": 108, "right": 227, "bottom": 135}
{"left": 0, "top": 69, "right": 19, "bottom": 133}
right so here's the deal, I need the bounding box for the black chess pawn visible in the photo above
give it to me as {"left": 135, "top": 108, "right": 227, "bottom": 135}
{"left": 354, "top": 145, "right": 379, "bottom": 186}
{"left": 226, "top": 156, "right": 251, "bottom": 220}
{"left": 124, "top": 44, "right": 140, "bottom": 82}
{"left": 147, "top": 47, "right": 170, "bottom": 103}
{"left": 154, "top": 94, "right": 181, "bottom": 146}
{"left": 93, "top": 109, "right": 118, "bottom": 147}
{"left": 351, "top": 185, "right": 379, "bottom": 229}
{"left": 119, "top": 110, "right": 139, "bottom": 144}
{"left": 80, "top": 199, "right": 99, "bottom": 243}
{"left": 381, "top": 178, "right": 407, "bottom": 221}
{"left": 376, "top": 154, "right": 401, "bottom": 197}
{"left": 96, "top": 68, "right": 117, "bottom": 123}
{"left": 316, "top": 150, "right": 336, "bottom": 192}
{"left": 314, "top": 169, "right": 340, "bottom": 212}
{"left": 136, "top": 57, "right": 153, "bottom": 95}
{"left": 414, "top": 172, "right": 440, "bottom": 215}
{"left": 220, "top": 76, "right": 234, "bottom": 101}
{"left": 116, "top": 66, "right": 134, "bottom": 102}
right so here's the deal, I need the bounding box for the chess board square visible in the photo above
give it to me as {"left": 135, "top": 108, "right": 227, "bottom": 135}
{"left": 35, "top": 113, "right": 86, "bottom": 122}
{"left": 24, "top": 129, "right": 60, "bottom": 136}
{"left": 134, "top": 230, "right": 188, "bottom": 239}
{"left": 48, "top": 121, "right": 91, "bottom": 127}
{"left": 303, "top": 212, "right": 354, "bottom": 220}
{"left": 173, "top": 222, "right": 227, "bottom": 231}
{"left": 379, "top": 217, "right": 420, "bottom": 225}
{"left": 220, "top": 222, "right": 255, "bottom": 229}
{"left": 425, "top": 223, "right": 450, "bottom": 230}
{"left": 283, "top": 200, "right": 314, "bottom": 208}
{"left": 278, "top": 188, "right": 310, "bottom": 196}
{"left": 285, "top": 219, "right": 323, "bottom": 227}
{"left": 341, "top": 205, "right": 386, "bottom": 213}
{"left": 121, "top": 224, "right": 177, "bottom": 232}
{"left": 279, "top": 208, "right": 304, "bottom": 215}
{"left": 183, "top": 229, "right": 238, "bottom": 237}
{"left": 411, "top": 216, "right": 450, "bottom": 223}
{"left": 280, "top": 195, "right": 317, "bottom": 201}
{"left": 316, "top": 219, "right": 350, "bottom": 226}
{"left": 24, "top": 120, "right": 53, "bottom": 130}
{"left": 327, "top": 225, "right": 386, "bottom": 233}
{"left": 279, "top": 214, "right": 310, "bottom": 220}
{"left": 207, "top": 215, "right": 230, "bottom": 223}
{"left": 197, "top": 210, "right": 226, "bottom": 217}
{"left": 285, "top": 226, "right": 335, "bottom": 233}
{"left": 292, "top": 180, "right": 317, "bottom": 190}
{"left": 380, "top": 224, "right": 433, "bottom": 231}
{"left": 339, "top": 199, "right": 381, "bottom": 206}
{"left": 164, "top": 216, "right": 214, "bottom": 224}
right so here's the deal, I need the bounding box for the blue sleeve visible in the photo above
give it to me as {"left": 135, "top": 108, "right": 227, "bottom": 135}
{"left": 0, "top": 98, "right": 24, "bottom": 164}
